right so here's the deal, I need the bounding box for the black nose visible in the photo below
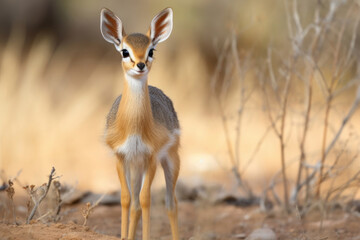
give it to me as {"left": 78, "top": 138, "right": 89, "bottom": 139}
{"left": 137, "top": 62, "right": 145, "bottom": 70}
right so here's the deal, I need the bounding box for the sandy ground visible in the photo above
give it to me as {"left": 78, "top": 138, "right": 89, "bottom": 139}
{"left": 1, "top": 199, "right": 360, "bottom": 240}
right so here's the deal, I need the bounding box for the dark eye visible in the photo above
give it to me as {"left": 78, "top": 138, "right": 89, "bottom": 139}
{"left": 121, "top": 49, "right": 129, "bottom": 58}
{"left": 148, "top": 48, "right": 154, "bottom": 58}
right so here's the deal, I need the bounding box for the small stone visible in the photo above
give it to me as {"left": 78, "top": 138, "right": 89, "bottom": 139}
{"left": 233, "top": 233, "right": 246, "bottom": 239}
{"left": 205, "top": 232, "right": 217, "bottom": 240}
{"left": 245, "top": 228, "right": 277, "bottom": 240}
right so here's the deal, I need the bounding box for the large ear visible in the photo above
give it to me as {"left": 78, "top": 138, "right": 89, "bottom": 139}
{"left": 149, "top": 8, "right": 173, "bottom": 46}
{"left": 100, "top": 8, "right": 124, "bottom": 47}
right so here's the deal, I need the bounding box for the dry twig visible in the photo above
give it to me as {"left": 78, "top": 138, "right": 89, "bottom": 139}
{"left": 26, "top": 167, "right": 59, "bottom": 224}
{"left": 5, "top": 180, "right": 16, "bottom": 224}
{"left": 82, "top": 193, "right": 106, "bottom": 226}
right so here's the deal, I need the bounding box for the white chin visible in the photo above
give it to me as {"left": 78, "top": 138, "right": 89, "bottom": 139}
{"left": 129, "top": 69, "right": 147, "bottom": 76}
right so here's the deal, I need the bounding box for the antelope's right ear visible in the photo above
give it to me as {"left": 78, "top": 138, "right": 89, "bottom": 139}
{"left": 100, "top": 8, "right": 124, "bottom": 48}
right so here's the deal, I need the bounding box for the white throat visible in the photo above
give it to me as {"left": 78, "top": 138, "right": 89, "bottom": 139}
{"left": 125, "top": 73, "right": 148, "bottom": 94}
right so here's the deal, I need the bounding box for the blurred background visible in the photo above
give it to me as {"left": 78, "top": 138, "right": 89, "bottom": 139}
{"left": 0, "top": 0, "right": 359, "bottom": 200}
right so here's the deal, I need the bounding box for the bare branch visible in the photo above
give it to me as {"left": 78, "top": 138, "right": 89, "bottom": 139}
{"left": 26, "top": 167, "right": 58, "bottom": 224}
{"left": 297, "top": 84, "right": 360, "bottom": 197}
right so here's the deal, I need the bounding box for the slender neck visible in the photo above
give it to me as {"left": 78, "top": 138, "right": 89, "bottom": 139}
{"left": 119, "top": 73, "right": 153, "bottom": 123}
{"left": 106, "top": 72, "right": 156, "bottom": 149}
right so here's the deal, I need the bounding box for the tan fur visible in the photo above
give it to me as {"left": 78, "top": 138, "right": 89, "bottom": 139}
{"left": 121, "top": 35, "right": 153, "bottom": 79}
{"left": 101, "top": 7, "right": 179, "bottom": 240}
{"left": 105, "top": 79, "right": 170, "bottom": 155}
{"left": 125, "top": 34, "right": 150, "bottom": 57}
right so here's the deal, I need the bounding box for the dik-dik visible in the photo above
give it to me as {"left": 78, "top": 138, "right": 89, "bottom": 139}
{"left": 100, "top": 7, "right": 180, "bottom": 240}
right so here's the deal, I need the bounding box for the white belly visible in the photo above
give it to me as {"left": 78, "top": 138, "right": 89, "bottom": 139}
{"left": 116, "top": 135, "right": 152, "bottom": 162}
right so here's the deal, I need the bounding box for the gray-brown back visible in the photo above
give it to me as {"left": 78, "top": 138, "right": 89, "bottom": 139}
{"left": 106, "top": 86, "right": 180, "bottom": 131}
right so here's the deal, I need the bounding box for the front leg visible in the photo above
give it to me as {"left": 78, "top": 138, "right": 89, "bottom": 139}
{"left": 116, "top": 155, "right": 130, "bottom": 240}
{"left": 128, "top": 164, "right": 143, "bottom": 240}
{"left": 139, "top": 158, "right": 157, "bottom": 240}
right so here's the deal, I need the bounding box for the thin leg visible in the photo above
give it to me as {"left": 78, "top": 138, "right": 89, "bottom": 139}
{"left": 161, "top": 150, "right": 180, "bottom": 240}
{"left": 139, "top": 159, "right": 156, "bottom": 240}
{"left": 117, "top": 156, "right": 130, "bottom": 240}
{"left": 128, "top": 164, "right": 143, "bottom": 240}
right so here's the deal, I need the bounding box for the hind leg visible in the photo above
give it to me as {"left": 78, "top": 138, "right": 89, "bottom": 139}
{"left": 161, "top": 148, "right": 180, "bottom": 240}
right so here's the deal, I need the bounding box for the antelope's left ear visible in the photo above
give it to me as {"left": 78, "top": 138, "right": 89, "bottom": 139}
{"left": 148, "top": 8, "right": 173, "bottom": 46}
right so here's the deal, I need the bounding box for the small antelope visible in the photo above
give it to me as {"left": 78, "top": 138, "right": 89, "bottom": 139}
{"left": 100, "top": 7, "right": 180, "bottom": 240}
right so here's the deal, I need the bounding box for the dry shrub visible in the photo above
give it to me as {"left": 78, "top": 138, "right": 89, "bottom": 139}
{"left": 211, "top": 0, "right": 360, "bottom": 215}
